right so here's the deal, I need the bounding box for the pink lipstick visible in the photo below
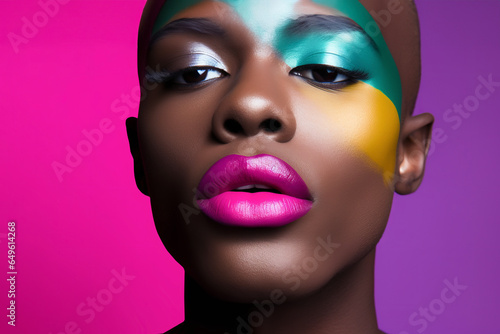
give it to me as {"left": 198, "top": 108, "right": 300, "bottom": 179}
{"left": 196, "top": 154, "right": 313, "bottom": 227}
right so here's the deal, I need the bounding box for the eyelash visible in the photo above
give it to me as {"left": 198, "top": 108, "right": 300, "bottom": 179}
{"left": 290, "top": 65, "right": 369, "bottom": 90}
{"left": 146, "top": 66, "right": 229, "bottom": 88}
{"left": 146, "top": 64, "right": 368, "bottom": 90}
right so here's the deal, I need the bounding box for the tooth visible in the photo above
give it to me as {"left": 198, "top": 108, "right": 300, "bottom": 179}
{"left": 235, "top": 184, "right": 274, "bottom": 191}
{"left": 236, "top": 185, "right": 255, "bottom": 190}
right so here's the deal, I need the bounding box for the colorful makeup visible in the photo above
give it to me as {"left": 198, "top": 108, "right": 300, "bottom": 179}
{"left": 151, "top": 0, "right": 401, "bottom": 116}
{"left": 150, "top": 0, "right": 402, "bottom": 180}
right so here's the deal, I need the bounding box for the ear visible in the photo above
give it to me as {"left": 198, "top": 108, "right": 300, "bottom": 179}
{"left": 126, "top": 117, "right": 149, "bottom": 196}
{"left": 395, "top": 113, "right": 434, "bottom": 195}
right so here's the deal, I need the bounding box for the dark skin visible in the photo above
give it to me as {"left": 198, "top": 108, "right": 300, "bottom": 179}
{"left": 127, "top": 0, "right": 434, "bottom": 333}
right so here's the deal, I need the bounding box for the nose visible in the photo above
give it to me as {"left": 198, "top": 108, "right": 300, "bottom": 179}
{"left": 211, "top": 58, "right": 296, "bottom": 144}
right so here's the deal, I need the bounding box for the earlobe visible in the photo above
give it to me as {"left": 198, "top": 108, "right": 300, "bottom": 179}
{"left": 395, "top": 113, "right": 434, "bottom": 195}
{"left": 126, "top": 117, "right": 149, "bottom": 196}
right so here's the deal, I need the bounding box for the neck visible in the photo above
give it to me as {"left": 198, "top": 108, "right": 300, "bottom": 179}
{"left": 172, "top": 250, "right": 383, "bottom": 334}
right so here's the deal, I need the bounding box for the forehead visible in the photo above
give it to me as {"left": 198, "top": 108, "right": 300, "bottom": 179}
{"left": 154, "top": 0, "right": 379, "bottom": 39}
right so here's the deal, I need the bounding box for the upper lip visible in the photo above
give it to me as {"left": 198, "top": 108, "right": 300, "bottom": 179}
{"left": 197, "top": 154, "right": 312, "bottom": 200}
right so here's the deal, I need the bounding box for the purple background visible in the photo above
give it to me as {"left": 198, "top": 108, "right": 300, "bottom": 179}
{"left": 1, "top": 0, "right": 499, "bottom": 333}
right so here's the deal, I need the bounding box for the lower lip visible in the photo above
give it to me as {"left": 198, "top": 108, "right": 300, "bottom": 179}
{"left": 197, "top": 192, "right": 312, "bottom": 228}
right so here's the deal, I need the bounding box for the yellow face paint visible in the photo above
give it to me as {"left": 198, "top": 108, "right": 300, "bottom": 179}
{"left": 299, "top": 81, "right": 400, "bottom": 184}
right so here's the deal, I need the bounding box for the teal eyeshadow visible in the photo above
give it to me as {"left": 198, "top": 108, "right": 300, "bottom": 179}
{"left": 275, "top": 30, "right": 401, "bottom": 119}
{"left": 310, "top": 0, "right": 401, "bottom": 117}
{"left": 151, "top": 0, "right": 402, "bottom": 119}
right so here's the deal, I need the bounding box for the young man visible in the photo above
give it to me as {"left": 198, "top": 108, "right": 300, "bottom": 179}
{"left": 127, "top": 0, "right": 434, "bottom": 332}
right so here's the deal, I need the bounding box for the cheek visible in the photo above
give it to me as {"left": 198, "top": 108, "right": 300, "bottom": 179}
{"left": 141, "top": 93, "right": 210, "bottom": 145}
{"left": 299, "top": 82, "right": 400, "bottom": 184}
{"left": 136, "top": 95, "right": 213, "bottom": 226}
{"left": 137, "top": 89, "right": 218, "bottom": 181}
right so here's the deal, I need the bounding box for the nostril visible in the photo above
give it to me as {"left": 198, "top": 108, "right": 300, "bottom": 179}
{"left": 260, "top": 119, "right": 282, "bottom": 133}
{"left": 224, "top": 119, "right": 244, "bottom": 134}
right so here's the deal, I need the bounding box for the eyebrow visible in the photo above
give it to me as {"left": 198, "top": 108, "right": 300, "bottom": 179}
{"left": 150, "top": 18, "right": 226, "bottom": 48}
{"left": 149, "top": 15, "right": 378, "bottom": 52}
{"left": 284, "top": 14, "right": 378, "bottom": 51}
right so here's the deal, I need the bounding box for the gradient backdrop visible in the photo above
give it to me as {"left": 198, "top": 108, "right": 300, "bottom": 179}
{"left": 1, "top": 0, "right": 499, "bottom": 333}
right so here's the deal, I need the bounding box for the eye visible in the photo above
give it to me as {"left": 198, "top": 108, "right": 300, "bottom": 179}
{"left": 290, "top": 65, "right": 368, "bottom": 90}
{"left": 146, "top": 66, "right": 229, "bottom": 89}
{"left": 294, "top": 67, "right": 348, "bottom": 83}
{"left": 172, "top": 67, "right": 227, "bottom": 85}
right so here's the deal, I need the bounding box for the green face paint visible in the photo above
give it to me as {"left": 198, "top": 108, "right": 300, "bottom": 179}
{"left": 152, "top": 0, "right": 205, "bottom": 34}
{"left": 151, "top": 0, "right": 402, "bottom": 118}
{"left": 153, "top": 0, "right": 297, "bottom": 46}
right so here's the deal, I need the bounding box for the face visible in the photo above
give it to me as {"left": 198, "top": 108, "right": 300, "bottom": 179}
{"left": 136, "top": 0, "right": 403, "bottom": 301}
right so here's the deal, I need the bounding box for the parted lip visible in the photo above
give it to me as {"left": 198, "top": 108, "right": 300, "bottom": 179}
{"left": 196, "top": 154, "right": 312, "bottom": 200}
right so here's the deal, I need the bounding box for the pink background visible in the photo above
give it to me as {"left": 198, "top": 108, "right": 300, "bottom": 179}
{"left": 1, "top": 0, "right": 499, "bottom": 333}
